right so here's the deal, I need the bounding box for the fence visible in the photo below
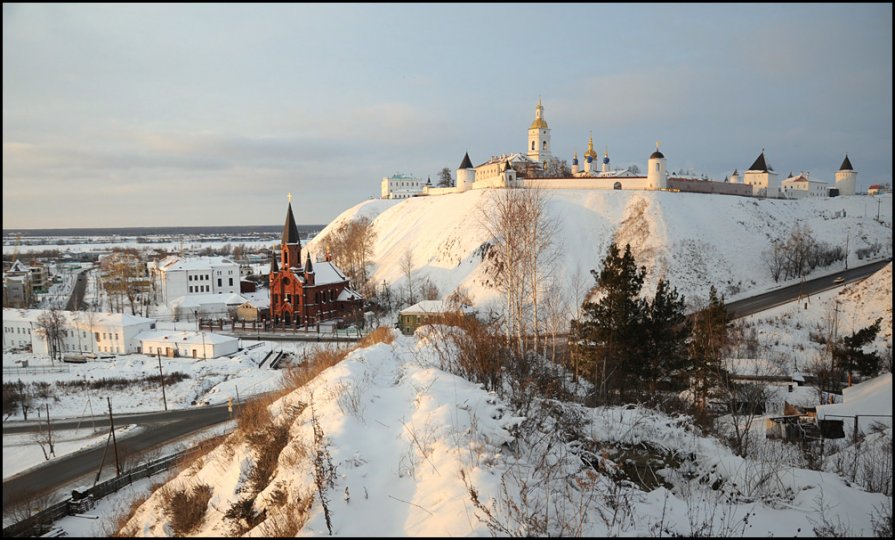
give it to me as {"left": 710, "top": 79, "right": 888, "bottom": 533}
{"left": 2, "top": 365, "right": 70, "bottom": 376}
{"left": 2, "top": 453, "right": 182, "bottom": 537}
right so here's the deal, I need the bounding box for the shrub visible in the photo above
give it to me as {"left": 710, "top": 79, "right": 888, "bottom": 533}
{"left": 160, "top": 483, "right": 213, "bottom": 536}
{"left": 358, "top": 326, "right": 395, "bottom": 348}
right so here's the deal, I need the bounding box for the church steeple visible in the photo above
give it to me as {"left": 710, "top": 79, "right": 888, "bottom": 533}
{"left": 281, "top": 194, "right": 302, "bottom": 269}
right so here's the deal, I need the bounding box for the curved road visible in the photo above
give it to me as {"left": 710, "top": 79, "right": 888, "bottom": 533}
{"left": 725, "top": 258, "right": 891, "bottom": 318}
{"left": 2, "top": 403, "right": 231, "bottom": 507}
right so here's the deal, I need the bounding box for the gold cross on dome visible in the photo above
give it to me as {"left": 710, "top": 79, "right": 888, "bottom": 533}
{"left": 288, "top": 192, "right": 293, "bottom": 203}
{"left": 656, "top": 140, "right": 661, "bottom": 150}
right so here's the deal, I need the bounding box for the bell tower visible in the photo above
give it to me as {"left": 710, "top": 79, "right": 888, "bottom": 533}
{"left": 527, "top": 97, "right": 552, "bottom": 165}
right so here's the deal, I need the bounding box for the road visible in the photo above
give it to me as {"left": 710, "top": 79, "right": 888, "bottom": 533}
{"left": 64, "top": 268, "right": 89, "bottom": 311}
{"left": 725, "top": 258, "right": 890, "bottom": 318}
{"left": 2, "top": 403, "right": 231, "bottom": 507}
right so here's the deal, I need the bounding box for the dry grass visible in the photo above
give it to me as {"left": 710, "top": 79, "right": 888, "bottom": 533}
{"left": 358, "top": 326, "right": 395, "bottom": 347}
{"left": 160, "top": 482, "right": 214, "bottom": 536}
{"left": 258, "top": 493, "right": 314, "bottom": 537}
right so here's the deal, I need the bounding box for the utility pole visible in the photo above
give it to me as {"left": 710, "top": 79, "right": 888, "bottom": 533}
{"left": 46, "top": 404, "right": 55, "bottom": 457}
{"left": 157, "top": 351, "right": 168, "bottom": 411}
{"left": 844, "top": 230, "right": 849, "bottom": 270}
{"left": 235, "top": 384, "right": 241, "bottom": 418}
{"left": 107, "top": 397, "right": 121, "bottom": 476}
{"left": 19, "top": 380, "right": 28, "bottom": 421}
{"left": 878, "top": 198, "right": 882, "bottom": 222}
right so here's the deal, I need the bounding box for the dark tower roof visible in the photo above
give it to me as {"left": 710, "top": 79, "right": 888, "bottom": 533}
{"left": 283, "top": 202, "right": 301, "bottom": 245}
{"left": 649, "top": 150, "right": 665, "bottom": 159}
{"left": 748, "top": 151, "right": 772, "bottom": 172}
{"left": 839, "top": 155, "right": 854, "bottom": 171}
{"left": 270, "top": 250, "right": 279, "bottom": 272}
{"left": 304, "top": 252, "right": 314, "bottom": 274}
{"left": 459, "top": 152, "right": 473, "bottom": 170}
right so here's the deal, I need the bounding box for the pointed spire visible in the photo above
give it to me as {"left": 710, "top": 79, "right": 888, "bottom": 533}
{"left": 839, "top": 154, "right": 854, "bottom": 171}
{"left": 748, "top": 151, "right": 769, "bottom": 172}
{"left": 459, "top": 152, "right": 473, "bottom": 169}
{"left": 270, "top": 248, "right": 279, "bottom": 272}
{"left": 304, "top": 252, "right": 314, "bottom": 274}
{"left": 282, "top": 197, "right": 301, "bottom": 245}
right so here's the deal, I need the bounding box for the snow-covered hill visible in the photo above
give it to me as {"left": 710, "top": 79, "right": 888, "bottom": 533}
{"left": 120, "top": 329, "right": 890, "bottom": 536}
{"left": 306, "top": 191, "right": 892, "bottom": 311}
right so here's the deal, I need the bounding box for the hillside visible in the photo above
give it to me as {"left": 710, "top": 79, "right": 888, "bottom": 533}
{"left": 306, "top": 191, "right": 892, "bottom": 311}
{"left": 120, "top": 329, "right": 890, "bottom": 536}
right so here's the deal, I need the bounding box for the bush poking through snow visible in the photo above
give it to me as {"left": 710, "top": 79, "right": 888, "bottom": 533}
{"left": 159, "top": 482, "right": 213, "bottom": 536}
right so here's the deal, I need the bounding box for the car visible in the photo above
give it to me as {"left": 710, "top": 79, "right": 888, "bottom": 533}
{"left": 834, "top": 276, "right": 845, "bottom": 284}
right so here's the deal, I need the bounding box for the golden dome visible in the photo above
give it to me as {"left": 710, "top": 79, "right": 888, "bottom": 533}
{"left": 530, "top": 117, "right": 549, "bottom": 129}
{"left": 584, "top": 133, "right": 597, "bottom": 159}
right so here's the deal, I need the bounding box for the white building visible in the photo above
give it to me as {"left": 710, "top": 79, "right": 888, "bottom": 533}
{"left": 169, "top": 292, "right": 248, "bottom": 321}
{"left": 381, "top": 173, "right": 424, "bottom": 199}
{"left": 527, "top": 97, "right": 553, "bottom": 168}
{"left": 834, "top": 155, "right": 857, "bottom": 196}
{"left": 781, "top": 173, "right": 829, "bottom": 199}
{"left": 743, "top": 150, "right": 781, "bottom": 198}
{"left": 150, "top": 256, "right": 240, "bottom": 306}
{"left": 2, "top": 308, "right": 156, "bottom": 355}
{"left": 137, "top": 330, "right": 239, "bottom": 359}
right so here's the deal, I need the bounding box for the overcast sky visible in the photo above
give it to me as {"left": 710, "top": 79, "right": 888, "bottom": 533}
{"left": 3, "top": 3, "right": 892, "bottom": 229}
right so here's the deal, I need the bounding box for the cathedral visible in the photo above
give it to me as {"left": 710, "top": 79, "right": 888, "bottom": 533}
{"left": 269, "top": 197, "right": 362, "bottom": 328}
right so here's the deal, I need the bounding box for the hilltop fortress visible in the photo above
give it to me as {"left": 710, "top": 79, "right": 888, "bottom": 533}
{"left": 381, "top": 99, "right": 858, "bottom": 200}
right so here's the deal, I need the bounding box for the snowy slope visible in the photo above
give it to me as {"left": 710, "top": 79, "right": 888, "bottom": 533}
{"left": 120, "top": 329, "right": 890, "bottom": 537}
{"left": 306, "top": 191, "right": 892, "bottom": 311}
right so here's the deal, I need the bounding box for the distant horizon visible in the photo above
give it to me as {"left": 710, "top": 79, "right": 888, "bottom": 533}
{"left": 2, "top": 223, "right": 325, "bottom": 237}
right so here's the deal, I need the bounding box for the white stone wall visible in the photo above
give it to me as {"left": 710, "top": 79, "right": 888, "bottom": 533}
{"left": 835, "top": 171, "right": 857, "bottom": 196}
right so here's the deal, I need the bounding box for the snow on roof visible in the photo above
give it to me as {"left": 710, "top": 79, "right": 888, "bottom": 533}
{"left": 476, "top": 153, "right": 533, "bottom": 167}
{"left": 816, "top": 373, "right": 892, "bottom": 425}
{"left": 337, "top": 288, "right": 362, "bottom": 302}
{"left": 400, "top": 300, "right": 475, "bottom": 315}
{"left": 766, "top": 384, "right": 818, "bottom": 408}
{"left": 2, "top": 308, "right": 155, "bottom": 327}
{"left": 159, "top": 256, "right": 237, "bottom": 272}
{"left": 240, "top": 290, "right": 271, "bottom": 309}
{"left": 170, "top": 293, "right": 247, "bottom": 308}
{"left": 136, "top": 329, "right": 237, "bottom": 345}
{"left": 313, "top": 261, "right": 348, "bottom": 286}
{"left": 8, "top": 260, "right": 30, "bottom": 272}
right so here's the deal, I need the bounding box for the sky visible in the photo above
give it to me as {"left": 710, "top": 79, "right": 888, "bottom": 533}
{"left": 3, "top": 3, "right": 892, "bottom": 229}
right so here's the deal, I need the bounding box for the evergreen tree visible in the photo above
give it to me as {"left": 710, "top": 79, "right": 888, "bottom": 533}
{"left": 438, "top": 167, "right": 452, "bottom": 187}
{"left": 688, "top": 285, "right": 729, "bottom": 412}
{"left": 639, "top": 278, "right": 689, "bottom": 397}
{"left": 574, "top": 243, "right": 647, "bottom": 403}
{"left": 834, "top": 317, "right": 883, "bottom": 381}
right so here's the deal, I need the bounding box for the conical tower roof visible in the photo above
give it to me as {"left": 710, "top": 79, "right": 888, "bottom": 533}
{"left": 748, "top": 151, "right": 772, "bottom": 172}
{"left": 839, "top": 155, "right": 854, "bottom": 171}
{"left": 304, "top": 252, "right": 314, "bottom": 274}
{"left": 270, "top": 249, "right": 279, "bottom": 272}
{"left": 283, "top": 200, "right": 300, "bottom": 245}
{"left": 459, "top": 152, "right": 473, "bottom": 170}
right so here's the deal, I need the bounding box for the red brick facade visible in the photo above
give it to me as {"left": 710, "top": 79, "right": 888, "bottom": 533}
{"left": 269, "top": 201, "right": 362, "bottom": 327}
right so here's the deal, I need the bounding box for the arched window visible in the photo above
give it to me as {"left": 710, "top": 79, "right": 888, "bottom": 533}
{"left": 655, "top": 162, "right": 660, "bottom": 172}
{"left": 543, "top": 141, "right": 547, "bottom": 149}
{"left": 531, "top": 141, "right": 535, "bottom": 151}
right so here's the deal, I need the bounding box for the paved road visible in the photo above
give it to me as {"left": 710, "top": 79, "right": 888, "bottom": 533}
{"left": 64, "top": 268, "right": 89, "bottom": 311}
{"left": 2, "top": 403, "right": 231, "bottom": 507}
{"left": 725, "top": 258, "right": 891, "bottom": 318}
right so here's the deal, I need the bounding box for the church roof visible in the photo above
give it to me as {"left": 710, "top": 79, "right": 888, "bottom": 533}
{"left": 270, "top": 250, "right": 279, "bottom": 273}
{"left": 282, "top": 201, "right": 301, "bottom": 245}
{"left": 649, "top": 150, "right": 665, "bottom": 159}
{"left": 459, "top": 152, "right": 473, "bottom": 170}
{"left": 304, "top": 252, "right": 314, "bottom": 274}
{"left": 839, "top": 155, "right": 854, "bottom": 171}
{"left": 747, "top": 152, "right": 772, "bottom": 172}
{"left": 530, "top": 118, "right": 549, "bottom": 129}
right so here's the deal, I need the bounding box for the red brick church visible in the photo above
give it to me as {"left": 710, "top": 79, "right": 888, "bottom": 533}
{"left": 269, "top": 197, "right": 362, "bottom": 328}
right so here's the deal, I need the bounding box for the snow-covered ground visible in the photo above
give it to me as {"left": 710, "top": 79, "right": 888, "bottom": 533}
{"left": 111, "top": 328, "right": 890, "bottom": 537}
{"left": 305, "top": 191, "right": 892, "bottom": 313}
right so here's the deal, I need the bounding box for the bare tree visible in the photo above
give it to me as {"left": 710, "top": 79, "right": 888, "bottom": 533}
{"left": 34, "top": 309, "right": 67, "bottom": 364}
{"left": 323, "top": 217, "right": 377, "bottom": 293}
{"left": 400, "top": 249, "right": 415, "bottom": 306}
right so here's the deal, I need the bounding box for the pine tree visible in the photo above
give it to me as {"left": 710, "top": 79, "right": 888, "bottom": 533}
{"left": 834, "top": 317, "right": 883, "bottom": 382}
{"left": 688, "top": 285, "right": 729, "bottom": 413}
{"left": 438, "top": 167, "right": 452, "bottom": 187}
{"left": 639, "top": 278, "right": 689, "bottom": 397}
{"left": 574, "top": 243, "right": 647, "bottom": 403}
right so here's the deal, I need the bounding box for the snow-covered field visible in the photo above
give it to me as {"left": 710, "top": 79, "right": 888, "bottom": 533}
{"left": 306, "top": 191, "right": 892, "bottom": 312}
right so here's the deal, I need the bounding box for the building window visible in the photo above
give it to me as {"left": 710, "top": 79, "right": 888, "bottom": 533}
{"left": 229, "top": 278, "right": 233, "bottom": 286}
{"left": 218, "top": 278, "right": 222, "bottom": 287}
{"left": 531, "top": 141, "right": 535, "bottom": 151}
